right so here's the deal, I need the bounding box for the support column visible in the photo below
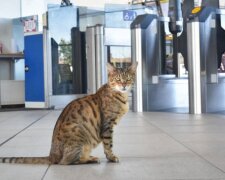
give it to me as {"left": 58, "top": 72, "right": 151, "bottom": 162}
{"left": 187, "top": 22, "right": 202, "bottom": 114}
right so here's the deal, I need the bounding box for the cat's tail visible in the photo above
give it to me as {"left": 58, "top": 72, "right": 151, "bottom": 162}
{"left": 0, "top": 156, "right": 50, "bottom": 164}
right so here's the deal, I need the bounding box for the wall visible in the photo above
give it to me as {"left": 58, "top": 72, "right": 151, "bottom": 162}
{"left": 0, "top": 61, "right": 11, "bottom": 80}
{"left": 12, "top": 19, "right": 24, "bottom": 52}
{"left": 0, "top": 19, "right": 13, "bottom": 53}
{"left": 0, "top": 0, "right": 21, "bottom": 18}
{"left": 0, "top": 18, "right": 24, "bottom": 81}
{"left": 0, "top": 18, "right": 23, "bottom": 53}
{"left": 14, "top": 60, "right": 25, "bottom": 80}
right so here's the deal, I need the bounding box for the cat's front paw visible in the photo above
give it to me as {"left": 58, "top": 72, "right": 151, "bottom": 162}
{"left": 107, "top": 155, "right": 120, "bottom": 163}
{"left": 89, "top": 156, "right": 101, "bottom": 164}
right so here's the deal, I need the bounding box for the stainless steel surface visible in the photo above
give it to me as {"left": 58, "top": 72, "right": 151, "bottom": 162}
{"left": 187, "top": 22, "right": 202, "bottom": 114}
{"left": 198, "top": 11, "right": 218, "bottom": 113}
{"left": 131, "top": 14, "right": 188, "bottom": 112}
{"left": 207, "top": 76, "right": 225, "bottom": 112}
{"left": 86, "top": 27, "right": 96, "bottom": 94}
{"left": 86, "top": 25, "right": 106, "bottom": 94}
{"left": 95, "top": 25, "right": 105, "bottom": 90}
{"left": 200, "top": 14, "right": 218, "bottom": 84}
{"left": 131, "top": 28, "right": 143, "bottom": 112}
{"left": 145, "top": 77, "right": 189, "bottom": 112}
{"left": 43, "top": 28, "right": 50, "bottom": 108}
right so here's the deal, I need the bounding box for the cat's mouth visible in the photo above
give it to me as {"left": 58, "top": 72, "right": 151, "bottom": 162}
{"left": 118, "top": 86, "right": 130, "bottom": 93}
{"left": 112, "top": 85, "right": 131, "bottom": 93}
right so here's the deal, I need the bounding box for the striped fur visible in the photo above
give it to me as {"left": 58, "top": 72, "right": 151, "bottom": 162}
{"left": 0, "top": 157, "right": 50, "bottom": 164}
{"left": 0, "top": 62, "right": 137, "bottom": 165}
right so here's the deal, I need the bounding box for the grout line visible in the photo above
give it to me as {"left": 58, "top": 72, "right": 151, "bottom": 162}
{"left": 0, "top": 111, "right": 51, "bottom": 147}
{"left": 41, "top": 164, "right": 51, "bottom": 180}
{"left": 142, "top": 116, "right": 225, "bottom": 175}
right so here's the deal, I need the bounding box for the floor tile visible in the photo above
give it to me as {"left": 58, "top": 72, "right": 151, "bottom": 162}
{"left": 43, "top": 157, "right": 225, "bottom": 180}
{"left": 0, "top": 110, "right": 225, "bottom": 180}
{"left": 0, "top": 163, "right": 48, "bottom": 180}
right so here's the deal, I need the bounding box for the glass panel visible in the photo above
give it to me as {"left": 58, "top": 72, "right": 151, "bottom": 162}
{"left": 79, "top": 7, "right": 105, "bottom": 31}
{"left": 108, "top": 46, "right": 131, "bottom": 68}
{"left": 48, "top": 6, "right": 77, "bottom": 95}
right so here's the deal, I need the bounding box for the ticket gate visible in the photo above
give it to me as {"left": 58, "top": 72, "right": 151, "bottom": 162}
{"left": 187, "top": 6, "right": 225, "bottom": 114}
{"left": 131, "top": 14, "right": 189, "bottom": 112}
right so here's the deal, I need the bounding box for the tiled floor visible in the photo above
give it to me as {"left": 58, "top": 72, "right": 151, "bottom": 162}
{"left": 1, "top": 110, "right": 225, "bottom": 179}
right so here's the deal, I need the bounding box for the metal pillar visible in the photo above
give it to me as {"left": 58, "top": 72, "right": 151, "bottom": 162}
{"left": 95, "top": 25, "right": 105, "bottom": 90}
{"left": 86, "top": 25, "right": 105, "bottom": 94}
{"left": 187, "top": 22, "right": 202, "bottom": 114}
{"left": 131, "top": 28, "right": 143, "bottom": 112}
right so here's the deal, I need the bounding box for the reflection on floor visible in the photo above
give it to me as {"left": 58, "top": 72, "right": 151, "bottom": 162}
{"left": 1, "top": 110, "right": 225, "bottom": 179}
{"left": 155, "top": 107, "right": 189, "bottom": 114}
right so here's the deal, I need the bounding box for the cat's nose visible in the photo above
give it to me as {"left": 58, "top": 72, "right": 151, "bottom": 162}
{"left": 122, "top": 84, "right": 126, "bottom": 91}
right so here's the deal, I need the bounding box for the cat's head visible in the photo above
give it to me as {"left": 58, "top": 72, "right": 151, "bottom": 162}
{"left": 107, "top": 62, "right": 138, "bottom": 93}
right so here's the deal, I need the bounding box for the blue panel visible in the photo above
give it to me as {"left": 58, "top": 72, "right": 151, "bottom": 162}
{"left": 123, "top": 10, "right": 137, "bottom": 21}
{"left": 24, "top": 34, "right": 45, "bottom": 102}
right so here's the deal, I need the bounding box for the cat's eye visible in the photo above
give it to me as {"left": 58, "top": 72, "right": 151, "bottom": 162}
{"left": 116, "top": 77, "right": 121, "bottom": 81}
{"left": 127, "top": 75, "right": 132, "bottom": 81}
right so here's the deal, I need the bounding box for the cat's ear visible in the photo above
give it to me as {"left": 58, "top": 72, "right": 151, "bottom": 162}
{"left": 128, "top": 62, "right": 138, "bottom": 72}
{"left": 107, "top": 63, "right": 116, "bottom": 74}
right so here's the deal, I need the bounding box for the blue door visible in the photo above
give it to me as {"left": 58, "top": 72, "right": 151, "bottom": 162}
{"left": 24, "top": 33, "right": 45, "bottom": 106}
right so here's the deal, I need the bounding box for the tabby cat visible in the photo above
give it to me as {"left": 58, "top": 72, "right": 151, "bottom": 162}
{"left": 0, "top": 62, "right": 137, "bottom": 165}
